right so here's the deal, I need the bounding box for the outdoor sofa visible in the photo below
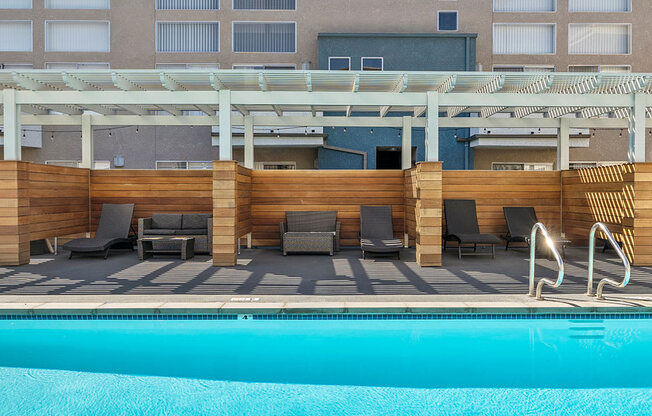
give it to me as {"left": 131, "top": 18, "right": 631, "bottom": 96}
{"left": 280, "top": 211, "right": 340, "bottom": 255}
{"left": 138, "top": 213, "right": 213, "bottom": 254}
{"left": 63, "top": 203, "right": 135, "bottom": 259}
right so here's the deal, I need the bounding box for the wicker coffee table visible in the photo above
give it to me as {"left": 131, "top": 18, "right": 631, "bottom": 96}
{"left": 138, "top": 236, "right": 195, "bottom": 260}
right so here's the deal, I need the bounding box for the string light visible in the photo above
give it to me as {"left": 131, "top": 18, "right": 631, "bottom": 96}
{"left": 50, "top": 132, "right": 54, "bottom": 141}
{"left": 108, "top": 129, "right": 112, "bottom": 137}
{"left": 619, "top": 129, "right": 623, "bottom": 137}
{"left": 343, "top": 128, "right": 347, "bottom": 133}
{"left": 136, "top": 126, "right": 139, "bottom": 134}
{"left": 370, "top": 128, "right": 374, "bottom": 134}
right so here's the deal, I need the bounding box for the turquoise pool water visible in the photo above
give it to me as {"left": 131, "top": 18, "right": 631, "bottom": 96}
{"left": 0, "top": 314, "right": 650, "bottom": 415}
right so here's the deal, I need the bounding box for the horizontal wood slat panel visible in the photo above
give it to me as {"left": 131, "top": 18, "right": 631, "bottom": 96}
{"left": 443, "top": 170, "right": 562, "bottom": 246}
{"left": 250, "top": 169, "right": 406, "bottom": 248}
{"left": 90, "top": 169, "right": 213, "bottom": 233}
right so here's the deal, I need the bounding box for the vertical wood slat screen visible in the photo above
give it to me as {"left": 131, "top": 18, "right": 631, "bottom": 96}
{"left": 569, "top": 0, "right": 631, "bottom": 12}
{"left": 156, "top": 22, "right": 220, "bottom": 52}
{"left": 493, "top": 23, "right": 555, "bottom": 54}
{"left": 569, "top": 24, "right": 631, "bottom": 55}
{"left": 493, "top": 0, "right": 556, "bottom": 12}
{"left": 0, "top": 21, "right": 31, "bottom": 52}
{"left": 45, "top": 21, "right": 110, "bottom": 52}
{"left": 0, "top": 0, "right": 32, "bottom": 8}
{"left": 45, "top": 0, "right": 109, "bottom": 9}
{"left": 233, "top": 0, "right": 295, "bottom": 10}
{"left": 233, "top": 22, "right": 296, "bottom": 53}
{"left": 156, "top": 0, "right": 219, "bottom": 9}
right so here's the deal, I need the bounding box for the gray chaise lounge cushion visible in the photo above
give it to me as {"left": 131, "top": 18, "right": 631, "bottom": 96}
{"left": 360, "top": 205, "right": 402, "bottom": 257}
{"left": 63, "top": 203, "right": 135, "bottom": 256}
{"left": 444, "top": 199, "right": 500, "bottom": 245}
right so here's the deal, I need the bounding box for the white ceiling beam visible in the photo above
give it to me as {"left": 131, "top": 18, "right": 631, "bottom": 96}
{"left": 345, "top": 73, "right": 360, "bottom": 118}
{"left": 16, "top": 114, "right": 629, "bottom": 129}
{"left": 233, "top": 105, "right": 249, "bottom": 116}
{"left": 548, "top": 76, "right": 602, "bottom": 119}
{"left": 112, "top": 72, "right": 143, "bottom": 91}
{"left": 209, "top": 73, "right": 225, "bottom": 90}
{"left": 157, "top": 105, "right": 182, "bottom": 116}
{"left": 380, "top": 73, "right": 408, "bottom": 118}
{"left": 481, "top": 75, "right": 553, "bottom": 118}
{"left": 117, "top": 105, "right": 149, "bottom": 115}
{"left": 195, "top": 104, "right": 216, "bottom": 116}
{"left": 160, "top": 73, "right": 185, "bottom": 91}
{"left": 448, "top": 75, "right": 504, "bottom": 118}
{"left": 61, "top": 72, "right": 115, "bottom": 115}
{"left": 515, "top": 76, "right": 599, "bottom": 119}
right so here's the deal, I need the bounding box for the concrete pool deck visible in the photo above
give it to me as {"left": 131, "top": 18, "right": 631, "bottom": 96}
{"left": 0, "top": 247, "right": 650, "bottom": 313}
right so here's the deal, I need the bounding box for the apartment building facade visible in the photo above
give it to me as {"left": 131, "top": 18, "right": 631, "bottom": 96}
{"left": 0, "top": 0, "right": 649, "bottom": 170}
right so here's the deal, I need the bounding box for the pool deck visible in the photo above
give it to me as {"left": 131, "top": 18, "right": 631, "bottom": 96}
{"left": 0, "top": 247, "right": 651, "bottom": 313}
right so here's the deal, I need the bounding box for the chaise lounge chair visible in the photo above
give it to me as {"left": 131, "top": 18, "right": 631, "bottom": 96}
{"left": 502, "top": 207, "right": 571, "bottom": 255}
{"left": 443, "top": 199, "right": 500, "bottom": 259}
{"left": 360, "top": 205, "right": 403, "bottom": 259}
{"left": 63, "top": 203, "right": 135, "bottom": 259}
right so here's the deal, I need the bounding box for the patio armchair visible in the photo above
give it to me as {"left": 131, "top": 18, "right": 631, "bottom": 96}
{"left": 443, "top": 199, "right": 500, "bottom": 259}
{"left": 63, "top": 203, "right": 135, "bottom": 259}
{"left": 359, "top": 205, "right": 403, "bottom": 259}
{"left": 280, "top": 211, "right": 341, "bottom": 255}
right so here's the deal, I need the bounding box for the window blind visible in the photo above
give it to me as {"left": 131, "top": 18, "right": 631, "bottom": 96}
{"left": 233, "top": 22, "right": 296, "bottom": 53}
{"left": 156, "top": 22, "right": 220, "bottom": 52}
{"left": 493, "top": 24, "right": 555, "bottom": 54}
{"left": 46, "top": 21, "right": 110, "bottom": 52}
{"left": 569, "top": 24, "right": 630, "bottom": 54}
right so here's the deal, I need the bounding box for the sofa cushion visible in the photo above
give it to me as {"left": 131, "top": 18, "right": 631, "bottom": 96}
{"left": 182, "top": 213, "right": 210, "bottom": 230}
{"left": 174, "top": 229, "right": 208, "bottom": 236}
{"left": 151, "top": 214, "right": 182, "bottom": 230}
{"left": 286, "top": 211, "right": 337, "bottom": 233}
{"left": 143, "top": 229, "right": 176, "bottom": 235}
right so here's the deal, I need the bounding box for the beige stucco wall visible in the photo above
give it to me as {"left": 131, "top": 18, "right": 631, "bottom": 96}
{"left": 232, "top": 147, "right": 317, "bottom": 169}
{"left": 1, "top": 0, "right": 649, "bottom": 71}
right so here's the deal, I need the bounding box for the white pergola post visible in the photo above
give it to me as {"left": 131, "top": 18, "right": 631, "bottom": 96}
{"left": 402, "top": 116, "right": 412, "bottom": 169}
{"left": 218, "top": 89, "right": 232, "bottom": 160}
{"left": 556, "top": 118, "right": 570, "bottom": 170}
{"left": 629, "top": 93, "right": 647, "bottom": 163}
{"left": 244, "top": 115, "right": 254, "bottom": 169}
{"left": 3, "top": 89, "right": 21, "bottom": 161}
{"left": 80, "top": 114, "right": 94, "bottom": 169}
{"left": 425, "top": 91, "right": 439, "bottom": 162}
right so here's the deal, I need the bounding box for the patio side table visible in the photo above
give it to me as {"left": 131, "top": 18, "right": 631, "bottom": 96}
{"left": 138, "top": 237, "right": 195, "bottom": 260}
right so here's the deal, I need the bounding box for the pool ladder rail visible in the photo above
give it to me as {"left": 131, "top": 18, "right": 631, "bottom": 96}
{"left": 528, "top": 223, "right": 564, "bottom": 300}
{"left": 528, "top": 222, "right": 631, "bottom": 301}
{"left": 587, "top": 222, "right": 631, "bottom": 300}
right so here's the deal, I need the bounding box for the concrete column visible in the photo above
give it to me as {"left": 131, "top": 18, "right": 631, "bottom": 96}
{"left": 80, "top": 114, "right": 94, "bottom": 169}
{"left": 556, "top": 118, "right": 570, "bottom": 170}
{"left": 244, "top": 115, "right": 254, "bottom": 169}
{"left": 425, "top": 91, "right": 439, "bottom": 162}
{"left": 402, "top": 116, "right": 412, "bottom": 169}
{"left": 629, "top": 93, "right": 647, "bottom": 163}
{"left": 218, "top": 89, "right": 232, "bottom": 160}
{"left": 3, "top": 89, "right": 21, "bottom": 161}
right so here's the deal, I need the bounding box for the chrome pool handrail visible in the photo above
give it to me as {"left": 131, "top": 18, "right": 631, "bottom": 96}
{"left": 587, "top": 222, "right": 631, "bottom": 300}
{"left": 528, "top": 223, "right": 564, "bottom": 300}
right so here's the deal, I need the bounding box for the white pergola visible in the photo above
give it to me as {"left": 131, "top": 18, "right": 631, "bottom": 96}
{"left": 1, "top": 70, "right": 651, "bottom": 169}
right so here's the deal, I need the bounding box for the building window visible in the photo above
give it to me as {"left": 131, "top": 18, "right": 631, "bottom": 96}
{"left": 493, "top": 23, "right": 556, "bottom": 55}
{"left": 328, "top": 57, "right": 350, "bottom": 71}
{"left": 437, "top": 11, "right": 458, "bottom": 31}
{"left": 156, "top": 161, "right": 212, "bottom": 170}
{"left": 493, "top": 0, "right": 556, "bottom": 12}
{"left": 156, "top": 22, "right": 220, "bottom": 53}
{"left": 156, "top": 0, "right": 219, "bottom": 9}
{"left": 361, "top": 57, "right": 383, "bottom": 71}
{"left": 0, "top": 21, "right": 32, "bottom": 52}
{"left": 233, "top": 22, "right": 296, "bottom": 53}
{"left": 0, "top": 63, "right": 33, "bottom": 69}
{"left": 493, "top": 65, "right": 554, "bottom": 72}
{"left": 45, "top": 21, "right": 110, "bottom": 52}
{"left": 492, "top": 162, "right": 553, "bottom": 171}
{"left": 46, "top": 62, "right": 110, "bottom": 69}
{"left": 569, "top": 24, "right": 631, "bottom": 55}
{"left": 568, "top": 65, "right": 631, "bottom": 73}
{"left": 156, "top": 63, "right": 220, "bottom": 69}
{"left": 569, "top": 0, "right": 631, "bottom": 12}
{"left": 45, "top": 0, "right": 109, "bottom": 9}
{"left": 233, "top": 64, "right": 295, "bottom": 70}
{"left": 233, "top": 0, "right": 295, "bottom": 10}
{"left": 0, "top": 0, "right": 32, "bottom": 8}
{"left": 254, "top": 161, "right": 296, "bottom": 170}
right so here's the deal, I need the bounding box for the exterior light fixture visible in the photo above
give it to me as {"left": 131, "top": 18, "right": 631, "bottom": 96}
{"left": 109, "top": 129, "right": 112, "bottom": 137}
{"left": 619, "top": 129, "right": 623, "bottom": 137}
{"left": 370, "top": 129, "right": 374, "bottom": 134}
{"left": 343, "top": 128, "right": 347, "bottom": 133}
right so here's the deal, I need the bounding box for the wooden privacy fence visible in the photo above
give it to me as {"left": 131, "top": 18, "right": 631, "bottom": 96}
{"left": 4, "top": 160, "right": 652, "bottom": 267}
{"left": 0, "top": 161, "right": 89, "bottom": 265}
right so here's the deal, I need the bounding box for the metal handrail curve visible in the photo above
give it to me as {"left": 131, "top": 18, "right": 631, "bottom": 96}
{"left": 529, "top": 223, "right": 565, "bottom": 300}
{"left": 587, "top": 222, "right": 631, "bottom": 300}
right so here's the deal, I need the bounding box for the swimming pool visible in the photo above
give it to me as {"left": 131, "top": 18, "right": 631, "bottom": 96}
{"left": 1, "top": 313, "right": 650, "bottom": 415}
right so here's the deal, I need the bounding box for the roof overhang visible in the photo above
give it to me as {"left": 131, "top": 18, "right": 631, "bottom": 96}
{"left": 469, "top": 135, "right": 590, "bottom": 149}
